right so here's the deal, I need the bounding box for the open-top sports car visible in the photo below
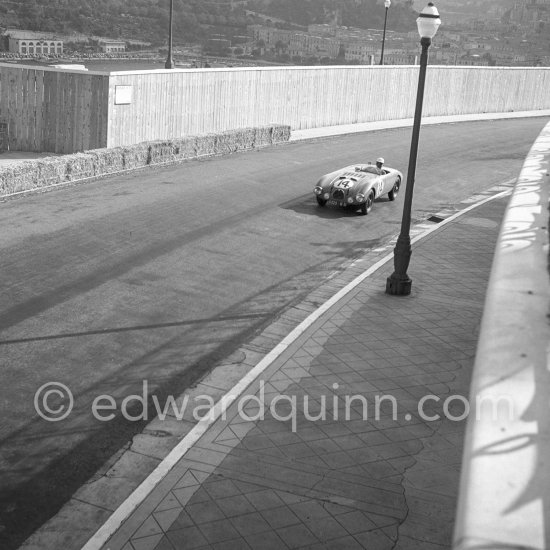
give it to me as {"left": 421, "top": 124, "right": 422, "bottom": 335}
{"left": 313, "top": 163, "right": 403, "bottom": 215}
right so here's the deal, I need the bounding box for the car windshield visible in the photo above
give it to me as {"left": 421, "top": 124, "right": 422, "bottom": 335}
{"left": 362, "top": 166, "right": 380, "bottom": 175}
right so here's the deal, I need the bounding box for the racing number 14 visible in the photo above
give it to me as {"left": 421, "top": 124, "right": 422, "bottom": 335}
{"left": 335, "top": 180, "right": 352, "bottom": 189}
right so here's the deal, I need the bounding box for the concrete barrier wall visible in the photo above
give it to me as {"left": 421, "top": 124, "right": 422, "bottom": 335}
{"left": 453, "top": 121, "right": 550, "bottom": 549}
{"left": 0, "top": 125, "right": 290, "bottom": 197}
{"left": 1, "top": 63, "right": 550, "bottom": 154}
{"left": 107, "top": 66, "right": 550, "bottom": 148}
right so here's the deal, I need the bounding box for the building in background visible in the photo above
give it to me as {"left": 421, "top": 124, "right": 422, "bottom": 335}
{"left": 5, "top": 30, "right": 63, "bottom": 55}
{"left": 99, "top": 40, "right": 126, "bottom": 53}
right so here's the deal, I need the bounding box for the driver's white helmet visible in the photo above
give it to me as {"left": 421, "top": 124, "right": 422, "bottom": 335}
{"left": 376, "top": 157, "right": 385, "bottom": 164}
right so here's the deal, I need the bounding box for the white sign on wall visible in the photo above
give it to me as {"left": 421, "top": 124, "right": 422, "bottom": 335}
{"left": 115, "top": 85, "right": 133, "bottom": 105}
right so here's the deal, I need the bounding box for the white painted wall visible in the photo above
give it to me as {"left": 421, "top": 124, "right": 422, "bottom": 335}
{"left": 107, "top": 65, "right": 550, "bottom": 148}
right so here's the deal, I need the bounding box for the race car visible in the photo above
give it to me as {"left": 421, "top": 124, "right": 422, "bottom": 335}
{"left": 313, "top": 162, "right": 403, "bottom": 215}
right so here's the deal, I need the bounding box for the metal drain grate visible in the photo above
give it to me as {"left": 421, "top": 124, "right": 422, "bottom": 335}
{"left": 427, "top": 215, "right": 445, "bottom": 223}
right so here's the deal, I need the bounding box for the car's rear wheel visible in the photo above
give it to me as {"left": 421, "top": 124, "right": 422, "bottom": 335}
{"left": 316, "top": 196, "right": 327, "bottom": 207}
{"left": 360, "top": 191, "right": 375, "bottom": 215}
{"left": 388, "top": 177, "right": 401, "bottom": 201}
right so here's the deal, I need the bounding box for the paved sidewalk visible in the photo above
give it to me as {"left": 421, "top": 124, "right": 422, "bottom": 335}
{"left": 93, "top": 195, "right": 507, "bottom": 550}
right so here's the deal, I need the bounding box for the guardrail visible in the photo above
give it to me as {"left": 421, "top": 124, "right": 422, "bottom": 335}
{"left": 453, "top": 120, "right": 550, "bottom": 549}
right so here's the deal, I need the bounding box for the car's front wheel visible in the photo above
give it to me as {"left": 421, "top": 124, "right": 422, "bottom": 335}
{"left": 316, "top": 196, "right": 327, "bottom": 207}
{"left": 388, "top": 177, "right": 401, "bottom": 201}
{"left": 360, "top": 191, "right": 375, "bottom": 215}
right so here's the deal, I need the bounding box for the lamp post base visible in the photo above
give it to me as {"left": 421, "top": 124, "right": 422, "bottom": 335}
{"left": 385, "top": 274, "right": 412, "bottom": 296}
{"left": 165, "top": 59, "right": 175, "bottom": 69}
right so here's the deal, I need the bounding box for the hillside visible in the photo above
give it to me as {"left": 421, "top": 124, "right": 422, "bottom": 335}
{"left": 0, "top": 0, "right": 249, "bottom": 45}
{"left": 412, "top": 0, "right": 518, "bottom": 22}
{"left": 248, "top": 0, "right": 418, "bottom": 32}
{"left": 0, "top": 0, "right": 419, "bottom": 47}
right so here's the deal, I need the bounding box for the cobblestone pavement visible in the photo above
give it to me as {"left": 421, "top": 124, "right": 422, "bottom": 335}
{"left": 99, "top": 196, "right": 506, "bottom": 550}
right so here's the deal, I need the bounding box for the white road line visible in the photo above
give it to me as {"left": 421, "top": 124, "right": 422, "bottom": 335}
{"left": 81, "top": 186, "right": 512, "bottom": 550}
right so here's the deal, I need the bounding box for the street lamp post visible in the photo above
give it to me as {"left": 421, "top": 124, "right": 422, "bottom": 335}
{"left": 379, "top": 0, "right": 391, "bottom": 65}
{"left": 165, "top": 0, "right": 175, "bottom": 69}
{"left": 385, "top": 2, "right": 441, "bottom": 296}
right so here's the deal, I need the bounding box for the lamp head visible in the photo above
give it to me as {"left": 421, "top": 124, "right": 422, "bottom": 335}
{"left": 416, "top": 2, "right": 441, "bottom": 39}
{"left": 384, "top": 0, "right": 391, "bottom": 8}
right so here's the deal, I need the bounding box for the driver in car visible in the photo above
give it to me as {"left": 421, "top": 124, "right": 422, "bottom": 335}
{"left": 375, "top": 157, "right": 385, "bottom": 175}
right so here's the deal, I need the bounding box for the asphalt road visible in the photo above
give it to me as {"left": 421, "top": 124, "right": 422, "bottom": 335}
{"left": 0, "top": 117, "right": 548, "bottom": 548}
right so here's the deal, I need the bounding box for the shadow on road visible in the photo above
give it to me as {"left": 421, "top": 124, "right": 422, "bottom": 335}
{"left": 279, "top": 194, "right": 391, "bottom": 218}
{"left": 0, "top": 232, "right": 386, "bottom": 550}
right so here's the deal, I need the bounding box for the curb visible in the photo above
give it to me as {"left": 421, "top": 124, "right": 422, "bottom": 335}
{"left": 290, "top": 111, "right": 550, "bottom": 142}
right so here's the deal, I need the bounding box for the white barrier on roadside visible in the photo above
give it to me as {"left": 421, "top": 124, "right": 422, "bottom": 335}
{"left": 453, "top": 121, "right": 550, "bottom": 549}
